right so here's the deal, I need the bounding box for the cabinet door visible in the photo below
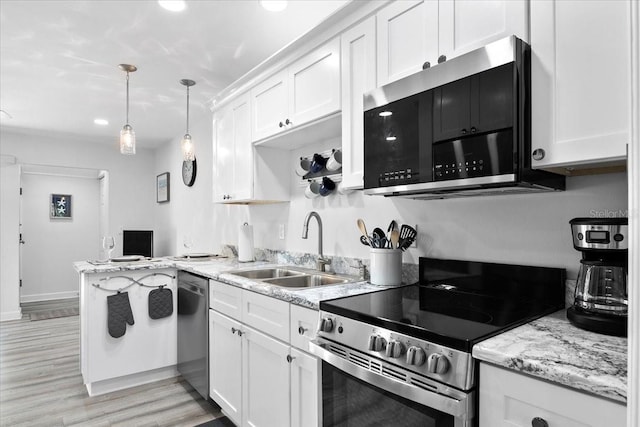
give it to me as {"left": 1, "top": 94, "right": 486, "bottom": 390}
{"left": 290, "top": 348, "right": 320, "bottom": 427}
{"left": 530, "top": 0, "right": 630, "bottom": 169}
{"left": 213, "top": 106, "right": 234, "bottom": 203}
{"left": 439, "top": 0, "right": 528, "bottom": 60}
{"left": 251, "top": 70, "right": 289, "bottom": 142}
{"left": 340, "top": 16, "right": 376, "bottom": 190}
{"left": 376, "top": 0, "right": 438, "bottom": 86}
{"left": 230, "top": 93, "right": 253, "bottom": 202}
{"left": 209, "top": 310, "right": 242, "bottom": 425}
{"left": 242, "top": 326, "right": 291, "bottom": 427}
{"left": 289, "top": 38, "right": 341, "bottom": 127}
{"left": 433, "top": 77, "right": 472, "bottom": 142}
{"left": 479, "top": 363, "right": 626, "bottom": 427}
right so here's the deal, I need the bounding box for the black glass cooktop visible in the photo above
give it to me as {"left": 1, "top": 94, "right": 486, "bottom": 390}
{"left": 321, "top": 257, "right": 566, "bottom": 352}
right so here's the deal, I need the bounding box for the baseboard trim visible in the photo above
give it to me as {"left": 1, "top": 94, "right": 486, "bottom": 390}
{"left": 1, "top": 309, "right": 23, "bottom": 322}
{"left": 20, "top": 291, "right": 79, "bottom": 303}
{"left": 84, "top": 366, "right": 179, "bottom": 397}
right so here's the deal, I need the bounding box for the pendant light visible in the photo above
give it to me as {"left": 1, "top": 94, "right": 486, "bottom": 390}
{"left": 180, "top": 79, "right": 196, "bottom": 161}
{"left": 119, "top": 64, "right": 137, "bottom": 155}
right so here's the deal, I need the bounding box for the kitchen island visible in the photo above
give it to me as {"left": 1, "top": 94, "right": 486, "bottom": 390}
{"left": 74, "top": 256, "right": 391, "bottom": 397}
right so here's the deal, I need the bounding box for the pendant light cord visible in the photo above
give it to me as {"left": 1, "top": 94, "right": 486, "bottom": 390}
{"left": 125, "top": 71, "right": 130, "bottom": 125}
{"left": 185, "top": 85, "right": 190, "bottom": 134}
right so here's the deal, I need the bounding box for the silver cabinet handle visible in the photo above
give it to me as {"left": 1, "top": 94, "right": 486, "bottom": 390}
{"left": 531, "top": 417, "right": 549, "bottom": 427}
{"left": 298, "top": 326, "right": 307, "bottom": 335}
{"left": 231, "top": 327, "right": 243, "bottom": 336}
{"left": 286, "top": 354, "right": 295, "bottom": 363}
{"left": 532, "top": 148, "right": 546, "bottom": 161}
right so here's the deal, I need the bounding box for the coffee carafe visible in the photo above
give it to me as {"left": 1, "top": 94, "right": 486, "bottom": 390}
{"left": 567, "top": 218, "right": 628, "bottom": 336}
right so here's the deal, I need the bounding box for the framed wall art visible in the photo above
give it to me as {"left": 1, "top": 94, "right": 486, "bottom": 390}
{"left": 50, "top": 194, "right": 72, "bottom": 219}
{"left": 157, "top": 172, "right": 170, "bottom": 203}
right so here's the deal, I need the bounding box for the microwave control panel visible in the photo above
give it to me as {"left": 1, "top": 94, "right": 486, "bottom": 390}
{"left": 378, "top": 169, "right": 419, "bottom": 186}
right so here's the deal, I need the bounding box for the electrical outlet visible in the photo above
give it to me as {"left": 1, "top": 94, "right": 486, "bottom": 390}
{"left": 278, "top": 224, "right": 285, "bottom": 240}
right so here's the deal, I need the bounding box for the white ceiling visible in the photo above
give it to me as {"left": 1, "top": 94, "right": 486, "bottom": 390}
{"left": 0, "top": 0, "right": 348, "bottom": 148}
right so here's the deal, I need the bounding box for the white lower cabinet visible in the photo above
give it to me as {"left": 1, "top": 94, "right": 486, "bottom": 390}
{"left": 209, "top": 281, "right": 320, "bottom": 427}
{"left": 209, "top": 310, "right": 243, "bottom": 425}
{"left": 243, "top": 325, "right": 291, "bottom": 427}
{"left": 290, "top": 348, "right": 320, "bottom": 427}
{"left": 479, "top": 363, "right": 626, "bottom": 427}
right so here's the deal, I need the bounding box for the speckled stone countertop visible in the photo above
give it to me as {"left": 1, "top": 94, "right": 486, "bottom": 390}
{"left": 74, "top": 257, "right": 402, "bottom": 310}
{"left": 473, "top": 310, "right": 627, "bottom": 403}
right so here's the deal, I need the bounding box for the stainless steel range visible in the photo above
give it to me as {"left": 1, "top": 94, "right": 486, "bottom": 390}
{"left": 309, "top": 257, "right": 565, "bottom": 427}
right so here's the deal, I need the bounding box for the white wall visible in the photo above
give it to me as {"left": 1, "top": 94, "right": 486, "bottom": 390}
{"left": 20, "top": 173, "right": 99, "bottom": 301}
{"left": 211, "top": 136, "right": 628, "bottom": 280}
{"left": 154, "top": 113, "right": 215, "bottom": 256}
{"left": 0, "top": 160, "right": 22, "bottom": 320}
{"left": 0, "top": 128, "right": 157, "bottom": 256}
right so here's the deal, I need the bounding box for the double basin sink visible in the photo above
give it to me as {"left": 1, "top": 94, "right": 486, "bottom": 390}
{"left": 227, "top": 267, "right": 356, "bottom": 289}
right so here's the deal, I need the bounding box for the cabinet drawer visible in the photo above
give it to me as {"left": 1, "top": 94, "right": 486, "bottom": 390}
{"left": 290, "top": 305, "right": 318, "bottom": 352}
{"left": 242, "top": 290, "right": 290, "bottom": 342}
{"left": 209, "top": 280, "right": 242, "bottom": 319}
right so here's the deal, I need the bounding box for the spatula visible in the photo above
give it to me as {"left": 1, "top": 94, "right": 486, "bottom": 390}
{"left": 357, "top": 219, "right": 373, "bottom": 247}
{"left": 390, "top": 229, "right": 400, "bottom": 250}
{"left": 399, "top": 225, "right": 417, "bottom": 250}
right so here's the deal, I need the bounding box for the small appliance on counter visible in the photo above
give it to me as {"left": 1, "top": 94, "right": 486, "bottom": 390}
{"left": 567, "top": 217, "right": 628, "bottom": 337}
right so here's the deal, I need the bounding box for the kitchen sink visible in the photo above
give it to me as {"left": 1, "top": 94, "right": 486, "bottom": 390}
{"left": 228, "top": 268, "right": 303, "bottom": 280}
{"left": 227, "top": 267, "right": 356, "bottom": 289}
{"left": 262, "top": 274, "right": 350, "bottom": 288}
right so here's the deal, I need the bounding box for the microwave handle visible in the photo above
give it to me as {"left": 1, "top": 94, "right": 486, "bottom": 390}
{"left": 308, "top": 338, "right": 473, "bottom": 419}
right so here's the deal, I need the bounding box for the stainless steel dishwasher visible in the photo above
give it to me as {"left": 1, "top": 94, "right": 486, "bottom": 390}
{"left": 177, "top": 271, "right": 208, "bottom": 400}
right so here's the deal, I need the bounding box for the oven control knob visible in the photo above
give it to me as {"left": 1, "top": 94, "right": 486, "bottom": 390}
{"left": 318, "top": 318, "right": 334, "bottom": 333}
{"left": 385, "top": 340, "right": 405, "bottom": 358}
{"left": 405, "top": 346, "right": 426, "bottom": 366}
{"left": 367, "top": 335, "right": 387, "bottom": 352}
{"left": 427, "top": 353, "right": 450, "bottom": 374}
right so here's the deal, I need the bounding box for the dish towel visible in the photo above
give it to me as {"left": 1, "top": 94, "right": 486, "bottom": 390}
{"left": 107, "top": 291, "right": 135, "bottom": 338}
{"left": 148, "top": 287, "right": 173, "bottom": 319}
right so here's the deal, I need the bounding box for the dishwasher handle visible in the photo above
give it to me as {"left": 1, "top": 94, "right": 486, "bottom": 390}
{"left": 179, "top": 282, "right": 205, "bottom": 297}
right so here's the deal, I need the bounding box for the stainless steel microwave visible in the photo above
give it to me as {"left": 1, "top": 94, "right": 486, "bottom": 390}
{"left": 363, "top": 36, "right": 565, "bottom": 200}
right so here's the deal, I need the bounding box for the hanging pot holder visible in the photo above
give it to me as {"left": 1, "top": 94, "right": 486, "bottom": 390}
{"left": 107, "top": 291, "right": 135, "bottom": 338}
{"left": 148, "top": 287, "right": 173, "bottom": 319}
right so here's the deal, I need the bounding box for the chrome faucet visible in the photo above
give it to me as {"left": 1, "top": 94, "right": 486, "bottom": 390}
{"left": 302, "top": 211, "right": 331, "bottom": 272}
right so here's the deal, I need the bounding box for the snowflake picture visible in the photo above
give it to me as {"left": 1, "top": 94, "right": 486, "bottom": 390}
{"left": 50, "top": 194, "right": 72, "bottom": 219}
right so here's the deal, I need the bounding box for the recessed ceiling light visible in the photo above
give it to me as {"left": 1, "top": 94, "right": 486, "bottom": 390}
{"left": 261, "top": 1, "right": 287, "bottom": 12}
{"left": 94, "top": 118, "right": 109, "bottom": 126}
{"left": 158, "top": 0, "right": 186, "bottom": 12}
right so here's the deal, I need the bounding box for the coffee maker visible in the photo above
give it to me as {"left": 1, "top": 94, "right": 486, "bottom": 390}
{"left": 567, "top": 218, "right": 628, "bottom": 336}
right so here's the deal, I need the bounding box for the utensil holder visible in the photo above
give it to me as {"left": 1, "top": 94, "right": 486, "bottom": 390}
{"left": 370, "top": 248, "right": 402, "bottom": 286}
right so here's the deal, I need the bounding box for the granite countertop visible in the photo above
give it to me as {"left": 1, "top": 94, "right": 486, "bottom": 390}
{"left": 74, "top": 257, "right": 401, "bottom": 310}
{"left": 473, "top": 310, "right": 627, "bottom": 404}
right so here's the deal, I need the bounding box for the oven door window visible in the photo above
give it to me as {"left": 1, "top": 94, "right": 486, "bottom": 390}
{"left": 322, "top": 361, "right": 454, "bottom": 427}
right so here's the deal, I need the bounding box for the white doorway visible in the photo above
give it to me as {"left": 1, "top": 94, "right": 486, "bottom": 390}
{"left": 20, "top": 165, "right": 106, "bottom": 302}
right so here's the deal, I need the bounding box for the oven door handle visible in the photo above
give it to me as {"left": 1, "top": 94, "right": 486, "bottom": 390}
{"left": 309, "top": 338, "right": 473, "bottom": 420}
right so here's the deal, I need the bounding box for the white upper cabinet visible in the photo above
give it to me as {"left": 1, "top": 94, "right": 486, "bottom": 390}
{"left": 530, "top": 0, "right": 631, "bottom": 170}
{"left": 289, "top": 38, "right": 341, "bottom": 127}
{"left": 213, "top": 93, "right": 289, "bottom": 204}
{"left": 438, "top": 0, "right": 529, "bottom": 60}
{"left": 340, "top": 16, "right": 376, "bottom": 190}
{"left": 251, "top": 70, "right": 289, "bottom": 142}
{"left": 251, "top": 38, "right": 341, "bottom": 143}
{"left": 376, "top": 0, "right": 439, "bottom": 87}
{"left": 213, "top": 93, "right": 253, "bottom": 203}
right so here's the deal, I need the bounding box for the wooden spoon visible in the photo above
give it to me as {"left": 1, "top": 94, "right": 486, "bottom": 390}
{"left": 357, "top": 219, "right": 373, "bottom": 247}
{"left": 390, "top": 229, "right": 400, "bottom": 249}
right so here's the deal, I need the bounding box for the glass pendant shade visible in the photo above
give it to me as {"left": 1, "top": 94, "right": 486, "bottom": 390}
{"left": 180, "top": 79, "right": 196, "bottom": 161}
{"left": 120, "top": 124, "right": 136, "bottom": 155}
{"left": 119, "top": 64, "right": 137, "bottom": 155}
{"left": 181, "top": 133, "right": 194, "bottom": 161}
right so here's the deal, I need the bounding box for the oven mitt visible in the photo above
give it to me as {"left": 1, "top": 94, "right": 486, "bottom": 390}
{"left": 148, "top": 287, "right": 173, "bottom": 319}
{"left": 107, "top": 291, "right": 135, "bottom": 338}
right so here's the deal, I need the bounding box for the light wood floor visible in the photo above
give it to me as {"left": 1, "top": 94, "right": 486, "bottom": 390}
{"left": 0, "top": 300, "right": 223, "bottom": 426}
